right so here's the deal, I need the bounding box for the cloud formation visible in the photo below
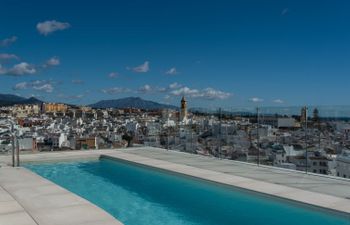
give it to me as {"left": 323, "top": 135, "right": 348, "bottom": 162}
{"left": 273, "top": 99, "right": 284, "bottom": 104}
{"left": 249, "top": 97, "right": 264, "bottom": 103}
{"left": 108, "top": 72, "right": 118, "bottom": 78}
{"left": 170, "top": 86, "right": 231, "bottom": 100}
{"left": 100, "top": 82, "right": 231, "bottom": 101}
{"left": 45, "top": 56, "right": 60, "bottom": 66}
{"left": 138, "top": 84, "right": 152, "bottom": 93}
{"left": 165, "top": 67, "right": 178, "bottom": 75}
{"left": 0, "top": 53, "right": 19, "bottom": 61}
{"left": 36, "top": 20, "right": 71, "bottom": 36}
{"left": 13, "top": 80, "right": 54, "bottom": 93}
{"left": 0, "top": 62, "right": 36, "bottom": 76}
{"left": 169, "top": 82, "right": 182, "bottom": 89}
{"left": 0, "top": 55, "right": 61, "bottom": 76}
{"left": 0, "top": 36, "right": 17, "bottom": 47}
{"left": 131, "top": 61, "right": 149, "bottom": 73}
{"left": 101, "top": 87, "right": 131, "bottom": 95}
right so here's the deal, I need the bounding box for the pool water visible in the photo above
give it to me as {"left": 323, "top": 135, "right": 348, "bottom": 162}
{"left": 25, "top": 158, "right": 350, "bottom": 225}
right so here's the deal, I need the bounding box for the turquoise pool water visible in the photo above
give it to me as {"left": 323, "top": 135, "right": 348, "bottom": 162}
{"left": 26, "top": 158, "right": 350, "bottom": 225}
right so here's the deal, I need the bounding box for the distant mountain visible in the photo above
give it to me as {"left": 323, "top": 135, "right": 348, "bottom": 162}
{"left": 89, "top": 97, "right": 178, "bottom": 110}
{"left": 189, "top": 107, "right": 255, "bottom": 116}
{"left": 0, "top": 94, "right": 43, "bottom": 106}
{"left": 20, "top": 97, "right": 43, "bottom": 105}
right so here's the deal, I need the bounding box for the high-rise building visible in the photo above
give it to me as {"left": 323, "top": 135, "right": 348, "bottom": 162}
{"left": 300, "top": 107, "right": 307, "bottom": 124}
{"left": 313, "top": 108, "right": 319, "bottom": 122}
{"left": 180, "top": 96, "right": 187, "bottom": 122}
{"left": 43, "top": 103, "right": 68, "bottom": 113}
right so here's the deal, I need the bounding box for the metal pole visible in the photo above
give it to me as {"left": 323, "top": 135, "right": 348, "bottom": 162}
{"left": 8, "top": 122, "right": 15, "bottom": 167}
{"left": 11, "top": 135, "right": 15, "bottom": 167}
{"left": 16, "top": 138, "right": 20, "bottom": 167}
{"left": 167, "top": 127, "right": 169, "bottom": 150}
{"left": 257, "top": 107, "right": 260, "bottom": 166}
{"left": 190, "top": 119, "right": 193, "bottom": 153}
{"left": 218, "top": 108, "right": 222, "bottom": 159}
{"left": 304, "top": 106, "right": 308, "bottom": 173}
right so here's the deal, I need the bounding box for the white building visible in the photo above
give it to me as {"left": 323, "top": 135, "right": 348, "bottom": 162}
{"left": 336, "top": 150, "right": 350, "bottom": 179}
{"left": 277, "top": 118, "right": 296, "bottom": 128}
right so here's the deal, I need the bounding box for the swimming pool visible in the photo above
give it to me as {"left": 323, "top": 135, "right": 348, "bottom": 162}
{"left": 25, "top": 157, "right": 350, "bottom": 225}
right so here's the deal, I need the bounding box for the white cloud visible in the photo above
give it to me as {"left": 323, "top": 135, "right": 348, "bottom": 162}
{"left": 138, "top": 84, "right": 152, "bottom": 93}
{"left": 13, "top": 82, "right": 28, "bottom": 90}
{"left": 45, "top": 56, "right": 60, "bottom": 66}
{"left": 169, "top": 82, "right": 182, "bottom": 89}
{"left": 0, "top": 53, "right": 19, "bottom": 61}
{"left": 0, "top": 56, "right": 60, "bottom": 76}
{"left": 4, "top": 62, "right": 36, "bottom": 76}
{"left": 201, "top": 88, "right": 231, "bottom": 100}
{"left": 13, "top": 80, "right": 54, "bottom": 93}
{"left": 108, "top": 72, "right": 118, "bottom": 78}
{"left": 170, "top": 86, "right": 231, "bottom": 100}
{"left": 36, "top": 20, "right": 71, "bottom": 36}
{"left": 33, "top": 83, "right": 53, "bottom": 93}
{"left": 157, "top": 87, "right": 167, "bottom": 93}
{"left": 150, "top": 82, "right": 182, "bottom": 93}
{"left": 101, "top": 87, "right": 130, "bottom": 95}
{"left": 171, "top": 86, "right": 200, "bottom": 97}
{"left": 273, "top": 99, "right": 284, "bottom": 104}
{"left": 165, "top": 67, "right": 178, "bottom": 75}
{"left": 131, "top": 61, "right": 149, "bottom": 73}
{"left": 0, "top": 36, "right": 17, "bottom": 47}
{"left": 249, "top": 97, "right": 264, "bottom": 103}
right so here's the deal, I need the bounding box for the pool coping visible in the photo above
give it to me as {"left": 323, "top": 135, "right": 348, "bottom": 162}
{"left": 0, "top": 161, "right": 124, "bottom": 225}
{"left": 98, "top": 151, "right": 350, "bottom": 216}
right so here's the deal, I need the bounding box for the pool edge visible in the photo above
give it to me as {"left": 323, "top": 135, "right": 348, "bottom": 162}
{"left": 99, "top": 153, "right": 350, "bottom": 218}
{"left": 0, "top": 166, "right": 125, "bottom": 225}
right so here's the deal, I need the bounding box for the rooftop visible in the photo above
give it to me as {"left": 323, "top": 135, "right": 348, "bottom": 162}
{"left": 0, "top": 147, "right": 349, "bottom": 225}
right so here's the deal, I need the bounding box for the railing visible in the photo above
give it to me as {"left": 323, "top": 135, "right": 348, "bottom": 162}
{"left": 142, "top": 106, "right": 350, "bottom": 180}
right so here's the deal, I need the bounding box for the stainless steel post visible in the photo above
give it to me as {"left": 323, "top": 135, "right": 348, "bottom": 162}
{"left": 11, "top": 135, "right": 15, "bottom": 167}
{"left": 16, "top": 138, "right": 20, "bottom": 167}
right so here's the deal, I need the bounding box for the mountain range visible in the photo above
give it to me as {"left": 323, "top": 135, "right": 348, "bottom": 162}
{"left": 0, "top": 94, "right": 178, "bottom": 110}
{"left": 89, "top": 97, "right": 178, "bottom": 110}
{"left": 0, "top": 94, "right": 43, "bottom": 106}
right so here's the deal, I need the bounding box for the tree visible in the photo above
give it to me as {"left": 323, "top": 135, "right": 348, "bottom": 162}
{"left": 313, "top": 108, "right": 319, "bottom": 122}
{"left": 122, "top": 132, "right": 133, "bottom": 147}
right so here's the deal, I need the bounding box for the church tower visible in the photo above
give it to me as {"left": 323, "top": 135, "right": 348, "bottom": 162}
{"left": 180, "top": 96, "right": 187, "bottom": 121}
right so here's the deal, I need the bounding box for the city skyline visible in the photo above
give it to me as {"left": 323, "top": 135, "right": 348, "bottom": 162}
{"left": 1, "top": 0, "right": 350, "bottom": 107}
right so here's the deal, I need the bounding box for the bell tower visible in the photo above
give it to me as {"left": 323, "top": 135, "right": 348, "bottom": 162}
{"left": 180, "top": 96, "right": 187, "bottom": 121}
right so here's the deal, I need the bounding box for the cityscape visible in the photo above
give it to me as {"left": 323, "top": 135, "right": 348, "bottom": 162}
{"left": 1, "top": 1, "right": 350, "bottom": 225}
{"left": 1, "top": 96, "right": 350, "bottom": 178}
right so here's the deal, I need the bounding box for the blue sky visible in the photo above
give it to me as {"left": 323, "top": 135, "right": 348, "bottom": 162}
{"left": 0, "top": 0, "right": 350, "bottom": 108}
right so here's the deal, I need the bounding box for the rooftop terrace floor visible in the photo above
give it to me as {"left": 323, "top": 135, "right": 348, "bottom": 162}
{"left": 123, "top": 147, "right": 350, "bottom": 200}
{"left": 0, "top": 147, "right": 349, "bottom": 225}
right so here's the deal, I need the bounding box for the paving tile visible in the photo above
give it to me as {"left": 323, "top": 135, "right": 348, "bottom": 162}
{"left": 0, "top": 201, "right": 23, "bottom": 215}
{"left": 0, "top": 211, "right": 38, "bottom": 225}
